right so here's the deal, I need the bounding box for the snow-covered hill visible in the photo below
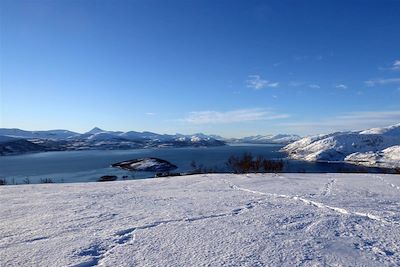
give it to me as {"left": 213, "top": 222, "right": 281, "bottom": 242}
{"left": 227, "top": 134, "right": 301, "bottom": 144}
{"left": 345, "top": 146, "right": 400, "bottom": 169}
{"left": 0, "top": 138, "right": 46, "bottom": 155}
{"left": 283, "top": 123, "right": 400, "bottom": 168}
{"left": 0, "top": 135, "right": 19, "bottom": 143}
{"left": 1, "top": 173, "right": 399, "bottom": 266}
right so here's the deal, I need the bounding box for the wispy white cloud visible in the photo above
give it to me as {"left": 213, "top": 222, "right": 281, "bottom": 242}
{"left": 365, "top": 78, "right": 400, "bottom": 86}
{"left": 392, "top": 60, "right": 400, "bottom": 71}
{"left": 279, "top": 110, "right": 400, "bottom": 134}
{"left": 268, "top": 82, "right": 279, "bottom": 87}
{"left": 246, "top": 75, "right": 279, "bottom": 90}
{"left": 145, "top": 112, "right": 156, "bottom": 116}
{"left": 335, "top": 84, "right": 348, "bottom": 89}
{"left": 183, "top": 108, "right": 289, "bottom": 124}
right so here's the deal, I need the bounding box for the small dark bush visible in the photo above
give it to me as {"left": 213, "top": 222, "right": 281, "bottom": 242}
{"left": 226, "top": 153, "right": 284, "bottom": 173}
{"left": 263, "top": 159, "right": 284, "bottom": 172}
{"left": 40, "top": 178, "right": 54, "bottom": 183}
{"left": 189, "top": 160, "right": 220, "bottom": 174}
{"left": 0, "top": 178, "right": 7, "bottom": 186}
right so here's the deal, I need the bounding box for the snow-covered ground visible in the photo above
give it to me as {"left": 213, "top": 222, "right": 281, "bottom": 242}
{"left": 1, "top": 173, "right": 399, "bottom": 266}
{"left": 283, "top": 123, "right": 400, "bottom": 169}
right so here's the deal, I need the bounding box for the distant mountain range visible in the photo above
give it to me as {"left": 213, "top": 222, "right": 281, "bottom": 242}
{"left": 0, "top": 127, "right": 226, "bottom": 155}
{"left": 0, "top": 127, "right": 302, "bottom": 156}
{"left": 0, "top": 128, "right": 80, "bottom": 140}
{"left": 283, "top": 123, "right": 400, "bottom": 169}
{"left": 225, "top": 134, "right": 301, "bottom": 144}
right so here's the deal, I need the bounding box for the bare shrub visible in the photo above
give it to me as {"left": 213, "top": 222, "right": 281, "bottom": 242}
{"left": 40, "top": 178, "right": 54, "bottom": 183}
{"left": 226, "top": 153, "right": 284, "bottom": 173}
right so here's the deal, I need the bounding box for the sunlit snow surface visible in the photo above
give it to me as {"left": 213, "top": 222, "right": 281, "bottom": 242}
{"left": 1, "top": 173, "right": 399, "bottom": 266}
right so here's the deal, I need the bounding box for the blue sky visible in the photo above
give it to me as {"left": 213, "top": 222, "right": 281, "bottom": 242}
{"left": 1, "top": 0, "right": 400, "bottom": 137}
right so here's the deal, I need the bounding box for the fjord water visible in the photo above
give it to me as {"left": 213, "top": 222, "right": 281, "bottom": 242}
{"left": 0, "top": 144, "right": 383, "bottom": 184}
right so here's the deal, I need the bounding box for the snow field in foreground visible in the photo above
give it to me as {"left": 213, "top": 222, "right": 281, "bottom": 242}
{"left": 0, "top": 173, "right": 399, "bottom": 266}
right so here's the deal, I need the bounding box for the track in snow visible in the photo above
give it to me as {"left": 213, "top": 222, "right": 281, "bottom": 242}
{"left": 224, "top": 179, "right": 391, "bottom": 224}
{"left": 72, "top": 197, "right": 265, "bottom": 266}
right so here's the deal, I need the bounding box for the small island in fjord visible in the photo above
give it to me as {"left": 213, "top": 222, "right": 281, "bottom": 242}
{"left": 112, "top": 157, "right": 178, "bottom": 172}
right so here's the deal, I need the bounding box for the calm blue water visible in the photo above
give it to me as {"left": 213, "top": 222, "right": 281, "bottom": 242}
{"left": 0, "top": 144, "right": 383, "bottom": 184}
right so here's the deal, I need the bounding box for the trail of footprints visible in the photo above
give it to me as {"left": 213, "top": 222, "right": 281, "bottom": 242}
{"left": 74, "top": 197, "right": 263, "bottom": 266}
{"left": 224, "top": 179, "right": 394, "bottom": 225}
{"left": 74, "top": 178, "right": 399, "bottom": 266}
{"left": 320, "top": 179, "right": 336, "bottom": 196}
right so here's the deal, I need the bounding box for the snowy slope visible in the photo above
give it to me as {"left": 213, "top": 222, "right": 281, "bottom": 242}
{"left": 283, "top": 123, "right": 400, "bottom": 167}
{"left": 345, "top": 146, "right": 400, "bottom": 169}
{"left": 1, "top": 173, "right": 399, "bottom": 266}
{"left": 360, "top": 124, "right": 400, "bottom": 135}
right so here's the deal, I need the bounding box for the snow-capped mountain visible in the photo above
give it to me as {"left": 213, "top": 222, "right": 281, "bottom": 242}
{"left": 283, "top": 123, "right": 400, "bottom": 168}
{"left": 73, "top": 127, "right": 125, "bottom": 141}
{"left": 83, "top": 127, "right": 124, "bottom": 136}
{"left": 84, "top": 127, "right": 105, "bottom": 135}
{"left": 227, "top": 134, "right": 301, "bottom": 144}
